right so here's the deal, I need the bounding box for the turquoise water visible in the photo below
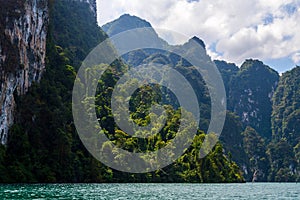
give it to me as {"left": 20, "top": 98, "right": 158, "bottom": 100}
{"left": 0, "top": 183, "right": 299, "bottom": 199}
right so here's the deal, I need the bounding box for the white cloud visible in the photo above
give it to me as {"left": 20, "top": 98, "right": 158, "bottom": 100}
{"left": 292, "top": 52, "right": 300, "bottom": 64}
{"left": 97, "top": 0, "right": 300, "bottom": 71}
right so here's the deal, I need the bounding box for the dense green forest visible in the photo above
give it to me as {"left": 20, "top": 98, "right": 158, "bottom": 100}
{"left": 0, "top": 0, "right": 299, "bottom": 183}
{"left": 103, "top": 14, "right": 300, "bottom": 182}
{"left": 0, "top": 0, "right": 244, "bottom": 183}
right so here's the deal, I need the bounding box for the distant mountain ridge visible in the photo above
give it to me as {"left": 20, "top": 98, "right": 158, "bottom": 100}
{"left": 0, "top": 3, "right": 298, "bottom": 183}
{"left": 102, "top": 14, "right": 152, "bottom": 36}
{"left": 0, "top": 3, "right": 245, "bottom": 183}
{"left": 102, "top": 15, "right": 279, "bottom": 139}
{"left": 102, "top": 14, "right": 300, "bottom": 182}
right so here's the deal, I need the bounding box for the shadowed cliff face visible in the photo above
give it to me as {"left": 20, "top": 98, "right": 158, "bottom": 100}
{"left": 0, "top": 0, "right": 48, "bottom": 144}
{"left": 227, "top": 59, "right": 279, "bottom": 139}
{"left": 0, "top": 0, "right": 98, "bottom": 145}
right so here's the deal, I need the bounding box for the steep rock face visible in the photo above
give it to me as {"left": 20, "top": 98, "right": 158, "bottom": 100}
{"left": 0, "top": 0, "right": 48, "bottom": 144}
{"left": 272, "top": 66, "right": 300, "bottom": 144}
{"left": 214, "top": 60, "right": 239, "bottom": 98}
{"left": 0, "top": 0, "right": 97, "bottom": 145}
{"left": 227, "top": 59, "right": 279, "bottom": 139}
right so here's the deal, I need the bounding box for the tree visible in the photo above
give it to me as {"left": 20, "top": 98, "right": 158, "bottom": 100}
{"left": 242, "top": 126, "right": 269, "bottom": 181}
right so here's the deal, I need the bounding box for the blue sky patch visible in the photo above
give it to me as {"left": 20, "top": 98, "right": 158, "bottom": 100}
{"left": 263, "top": 13, "right": 274, "bottom": 25}
{"left": 264, "top": 57, "right": 296, "bottom": 73}
{"left": 282, "top": 3, "right": 297, "bottom": 15}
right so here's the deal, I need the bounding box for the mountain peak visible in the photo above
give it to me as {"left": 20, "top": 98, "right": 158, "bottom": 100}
{"left": 102, "top": 14, "right": 152, "bottom": 36}
{"left": 180, "top": 36, "right": 206, "bottom": 50}
{"left": 241, "top": 59, "right": 278, "bottom": 75}
{"left": 244, "top": 59, "right": 263, "bottom": 65}
{"left": 190, "top": 36, "right": 206, "bottom": 49}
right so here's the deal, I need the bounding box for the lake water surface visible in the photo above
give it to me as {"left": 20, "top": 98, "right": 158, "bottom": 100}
{"left": 0, "top": 183, "right": 299, "bottom": 199}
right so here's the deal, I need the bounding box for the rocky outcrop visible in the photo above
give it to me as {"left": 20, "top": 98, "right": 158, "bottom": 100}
{"left": 272, "top": 66, "right": 300, "bottom": 143}
{"left": 0, "top": 0, "right": 48, "bottom": 144}
{"left": 0, "top": 0, "right": 98, "bottom": 145}
{"left": 228, "top": 59, "right": 279, "bottom": 139}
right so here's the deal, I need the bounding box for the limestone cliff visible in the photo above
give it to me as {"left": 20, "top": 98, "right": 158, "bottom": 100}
{"left": 228, "top": 59, "right": 279, "bottom": 139}
{"left": 0, "top": 0, "right": 48, "bottom": 144}
{"left": 0, "top": 0, "right": 98, "bottom": 145}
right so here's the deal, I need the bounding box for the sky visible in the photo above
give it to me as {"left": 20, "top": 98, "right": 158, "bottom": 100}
{"left": 96, "top": 0, "right": 300, "bottom": 73}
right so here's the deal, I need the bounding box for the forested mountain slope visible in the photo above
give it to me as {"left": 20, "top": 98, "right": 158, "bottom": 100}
{"left": 0, "top": 1, "right": 244, "bottom": 183}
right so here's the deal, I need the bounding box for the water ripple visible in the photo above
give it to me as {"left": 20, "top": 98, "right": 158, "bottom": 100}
{"left": 0, "top": 183, "right": 299, "bottom": 199}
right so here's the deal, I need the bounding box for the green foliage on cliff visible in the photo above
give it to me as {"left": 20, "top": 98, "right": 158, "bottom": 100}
{"left": 214, "top": 60, "right": 239, "bottom": 96}
{"left": 267, "top": 139, "right": 297, "bottom": 182}
{"left": 242, "top": 127, "right": 269, "bottom": 181}
{"left": 50, "top": 0, "right": 106, "bottom": 68}
{"left": 228, "top": 59, "right": 279, "bottom": 139}
{"left": 269, "top": 66, "right": 300, "bottom": 182}
{"left": 0, "top": 0, "right": 244, "bottom": 183}
{"left": 3, "top": 0, "right": 300, "bottom": 184}
{"left": 216, "top": 59, "right": 299, "bottom": 182}
{"left": 272, "top": 66, "right": 300, "bottom": 144}
{"left": 219, "top": 112, "right": 248, "bottom": 168}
